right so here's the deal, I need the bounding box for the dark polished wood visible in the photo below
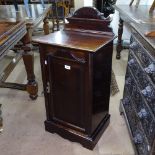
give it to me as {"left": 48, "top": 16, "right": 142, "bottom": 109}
{"left": 121, "top": 23, "right": 155, "bottom": 155}
{"left": 114, "top": 5, "right": 155, "bottom": 59}
{"left": 116, "top": 18, "right": 123, "bottom": 59}
{"left": 33, "top": 7, "right": 115, "bottom": 149}
{"left": 65, "top": 7, "right": 112, "bottom": 32}
{"left": 0, "top": 20, "right": 26, "bottom": 58}
{"left": 0, "top": 4, "right": 51, "bottom": 99}
{"left": 0, "top": 20, "right": 26, "bottom": 131}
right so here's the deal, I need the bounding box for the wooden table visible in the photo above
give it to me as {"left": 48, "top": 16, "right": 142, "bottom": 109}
{"left": 0, "top": 20, "right": 26, "bottom": 58}
{"left": 114, "top": 5, "right": 155, "bottom": 59}
{"left": 0, "top": 20, "right": 26, "bottom": 131}
{"left": 0, "top": 4, "right": 52, "bottom": 99}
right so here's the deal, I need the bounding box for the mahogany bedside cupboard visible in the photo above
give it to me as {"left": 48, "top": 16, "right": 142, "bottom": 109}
{"left": 33, "top": 7, "right": 115, "bottom": 150}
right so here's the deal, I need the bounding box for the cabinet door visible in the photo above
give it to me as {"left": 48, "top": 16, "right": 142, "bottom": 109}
{"left": 46, "top": 54, "right": 86, "bottom": 131}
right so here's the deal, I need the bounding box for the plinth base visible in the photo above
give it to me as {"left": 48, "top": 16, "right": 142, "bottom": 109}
{"left": 44, "top": 114, "right": 110, "bottom": 150}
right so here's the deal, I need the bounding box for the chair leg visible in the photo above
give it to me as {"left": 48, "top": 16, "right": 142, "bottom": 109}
{"left": 55, "top": 2, "right": 60, "bottom": 31}
{"left": 135, "top": 0, "right": 140, "bottom": 8}
{"left": 0, "top": 104, "right": 3, "bottom": 133}
{"left": 149, "top": 0, "right": 155, "bottom": 13}
{"left": 129, "top": 0, "right": 134, "bottom": 6}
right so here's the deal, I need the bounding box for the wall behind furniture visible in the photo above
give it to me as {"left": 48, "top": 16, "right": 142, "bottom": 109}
{"left": 116, "top": 0, "right": 152, "bottom": 5}
{"left": 84, "top": 0, "right": 93, "bottom": 6}
{"left": 74, "top": 0, "right": 93, "bottom": 10}
{"left": 74, "top": 0, "right": 152, "bottom": 11}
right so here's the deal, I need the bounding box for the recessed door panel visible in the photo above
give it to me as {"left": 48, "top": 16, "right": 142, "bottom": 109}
{"left": 47, "top": 54, "right": 86, "bottom": 130}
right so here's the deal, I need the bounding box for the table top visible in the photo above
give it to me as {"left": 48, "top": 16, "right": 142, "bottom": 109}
{"left": 131, "top": 23, "right": 155, "bottom": 50}
{"left": 115, "top": 5, "right": 155, "bottom": 53}
{"left": 114, "top": 5, "right": 155, "bottom": 25}
{"left": 0, "top": 4, "right": 51, "bottom": 25}
{"left": 0, "top": 20, "right": 26, "bottom": 59}
{"left": 33, "top": 29, "right": 115, "bottom": 52}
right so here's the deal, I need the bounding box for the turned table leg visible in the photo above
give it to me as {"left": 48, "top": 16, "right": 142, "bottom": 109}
{"left": 22, "top": 25, "right": 38, "bottom": 100}
{"left": 43, "top": 16, "right": 50, "bottom": 35}
{"left": 149, "top": 0, "right": 155, "bottom": 13}
{"left": 0, "top": 104, "right": 3, "bottom": 133}
{"left": 47, "top": 9, "right": 55, "bottom": 33}
{"left": 54, "top": 1, "right": 60, "bottom": 31}
{"left": 116, "top": 17, "right": 124, "bottom": 59}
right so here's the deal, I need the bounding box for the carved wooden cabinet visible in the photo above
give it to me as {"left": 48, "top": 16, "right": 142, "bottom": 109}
{"left": 33, "top": 7, "right": 115, "bottom": 149}
{"left": 121, "top": 24, "right": 155, "bottom": 155}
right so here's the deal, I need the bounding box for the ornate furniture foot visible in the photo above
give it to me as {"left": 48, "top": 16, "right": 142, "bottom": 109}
{"left": 116, "top": 17, "right": 124, "bottom": 59}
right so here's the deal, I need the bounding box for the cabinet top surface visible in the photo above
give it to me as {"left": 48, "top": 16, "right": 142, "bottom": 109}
{"left": 114, "top": 5, "right": 155, "bottom": 24}
{"left": 0, "top": 4, "right": 51, "bottom": 24}
{"left": 33, "top": 30, "right": 115, "bottom": 52}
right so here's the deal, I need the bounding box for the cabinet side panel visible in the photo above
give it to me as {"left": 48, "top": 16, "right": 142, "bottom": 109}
{"left": 92, "top": 42, "right": 113, "bottom": 132}
{"left": 39, "top": 45, "right": 52, "bottom": 120}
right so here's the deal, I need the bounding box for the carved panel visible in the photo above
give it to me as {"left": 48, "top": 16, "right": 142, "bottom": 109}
{"left": 130, "top": 36, "right": 153, "bottom": 69}
{"left": 122, "top": 34, "right": 155, "bottom": 155}
{"left": 73, "top": 7, "right": 105, "bottom": 19}
{"left": 128, "top": 51, "right": 151, "bottom": 90}
{"left": 122, "top": 95, "right": 150, "bottom": 155}
{"left": 144, "top": 63, "right": 155, "bottom": 84}
{"left": 48, "top": 47, "right": 86, "bottom": 64}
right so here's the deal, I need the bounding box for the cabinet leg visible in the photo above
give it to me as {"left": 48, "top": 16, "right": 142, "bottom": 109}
{"left": 116, "top": 18, "right": 124, "bottom": 59}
